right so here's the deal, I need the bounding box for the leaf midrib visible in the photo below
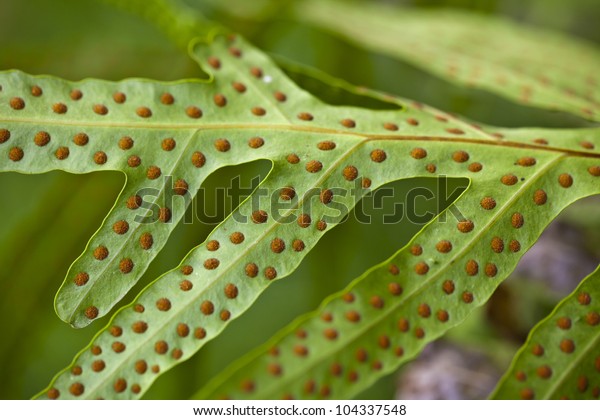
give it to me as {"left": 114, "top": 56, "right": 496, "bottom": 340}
{"left": 2, "top": 117, "right": 597, "bottom": 159}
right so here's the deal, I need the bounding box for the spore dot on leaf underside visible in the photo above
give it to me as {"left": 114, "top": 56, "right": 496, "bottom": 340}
{"left": 214, "top": 138, "right": 230, "bottom": 152}
{"left": 9, "top": 97, "right": 25, "bottom": 110}
{"left": 249, "top": 137, "right": 264, "bottom": 148}
{"left": 589, "top": 166, "right": 600, "bottom": 176}
{"left": 161, "top": 92, "right": 175, "bottom": 105}
{"left": 457, "top": 220, "right": 474, "bottom": 233}
{"left": 533, "top": 190, "right": 547, "bottom": 205}
{"left": 132, "top": 321, "right": 148, "bottom": 333}
{"left": 341, "top": 118, "right": 356, "bottom": 128}
{"left": 305, "top": 160, "right": 323, "bottom": 173}
{"left": 442, "top": 280, "right": 455, "bottom": 295}
{"left": 0, "top": 128, "right": 10, "bottom": 143}
{"left": 52, "top": 102, "right": 67, "bottom": 114}
{"left": 73, "top": 133, "right": 89, "bottom": 146}
{"left": 462, "top": 292, "right": 473, "bottom": 303}
{"left": 162, "top": 138, "right": 176, "bottom": 151}
{"left": 8, "top": 147, "right": 24, "bottom": 161}
{"left": 467, "top": 162, "right": 482, "bottom": 172}
{"left": 264, "top": 266, "right": 277, "bottom": 280}
{"left": 213, "top": 93, "right": 227, "bottom": 107}
{"left": 501, "top": 174, "right": 518, "bottom": 186}
{"left": 480, "top": 197, "right": 496, "bottom": 210}
{"left": 85, "top": 306, "right": 99, "bottom": 319}
{"left": 55, "top": 147, "right": 70, "bottom": 160}
{"left": 113, "top": 92, "right": 126, "bottom": 103}
{"left": 317, "top": 141, "right": 336, "bottom": 151}
{"left": 70, "top": 89, "right": 83, "bottom": 100}
{"left": 34, "top": 131, "right": 51, "bottom": 147}
{"left": 558, "top": 173, "right": 573, "bottom": 188}
{"left": 31, "top": 85, "right": 43, "bottom": 96}
{"left": 517, "top": 157, "right": 536, "bottom": 167}
{"left": 436, "top": 240, "right": 452, "bottom": 253}
{"left": 93, "top": 104, "right": 108, "bottom": 115}
{"left": 251, "top": 107, "right": 266, "bottom": 116}
{"left": 119, "top": 258, "right": 134, "bottom": 273}
{"left": 94, "top": 151, "right": 107, "bottom": 165}
{"left": 370, "top": 149, "right": 387, "bottom": 162}
{"left": 186, "top": 106, "right": 202, "bottom": 119}
{"left": 342, "top": 166, "right": 358, "bottom": 181}
{"left": 179, "top": 280, "right": 193, "bottom": 291}
{"left": 224, "top": 283, "right": 239, "bottom": 299}
{"left": 230, "top": 232, "right": 245, "bottom": 244}
{"left": 410, "top": 148, "right": 427, "bottom": 159}
{"left": 69, "top": 382, "right": 84, "bottom": 397}
{"left": 452, "top": 150, "right": 469, "bottom": 163}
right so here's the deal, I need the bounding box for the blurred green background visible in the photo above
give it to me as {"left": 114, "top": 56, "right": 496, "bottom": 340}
{"left": 0, "top": 0, "right": 599, "bottom": 399}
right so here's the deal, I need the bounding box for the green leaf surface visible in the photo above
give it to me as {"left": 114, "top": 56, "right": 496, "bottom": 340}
{"left": 195, "top": 141, "right": 600, "bottom": 399}
{"left": 295, "top": 0, "right": 600, "bottom": 122}
{"left": 1, "top": 20, "right": 598, "bottom": 399}
{"left": 0, "top": 27, "right": 491, "bottom": 330}
{"left": 491, "top": 265, "right": 600, "bottom": 399}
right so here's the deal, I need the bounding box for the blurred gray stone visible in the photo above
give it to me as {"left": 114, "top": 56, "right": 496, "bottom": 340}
{"left": 512, "top": 221, "right": 596, "bottom": 295}
{"left": 395, "top": 342, "right": 500, "bottom": 400}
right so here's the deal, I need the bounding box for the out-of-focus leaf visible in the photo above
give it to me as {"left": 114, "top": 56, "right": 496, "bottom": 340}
{"left": 295, "top": 0, "right": 600, "bottom": 122}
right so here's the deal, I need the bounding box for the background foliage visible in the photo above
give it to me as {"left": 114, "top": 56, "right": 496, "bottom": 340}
{"left": 0, "top": 0, "right": 598, "bottom": 399}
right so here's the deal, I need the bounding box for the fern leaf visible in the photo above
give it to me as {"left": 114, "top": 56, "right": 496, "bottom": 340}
{"left": 195, "top": 133, "right": 600, "bottom": 399}
{"left": 295, "top": 0, "right": 600, "bottom": 122}
{"left": 491, "top": 265, "right": 600, "bottom": 399}
{"left": 1, "top": 27, "right": 598, "bottom": 399}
